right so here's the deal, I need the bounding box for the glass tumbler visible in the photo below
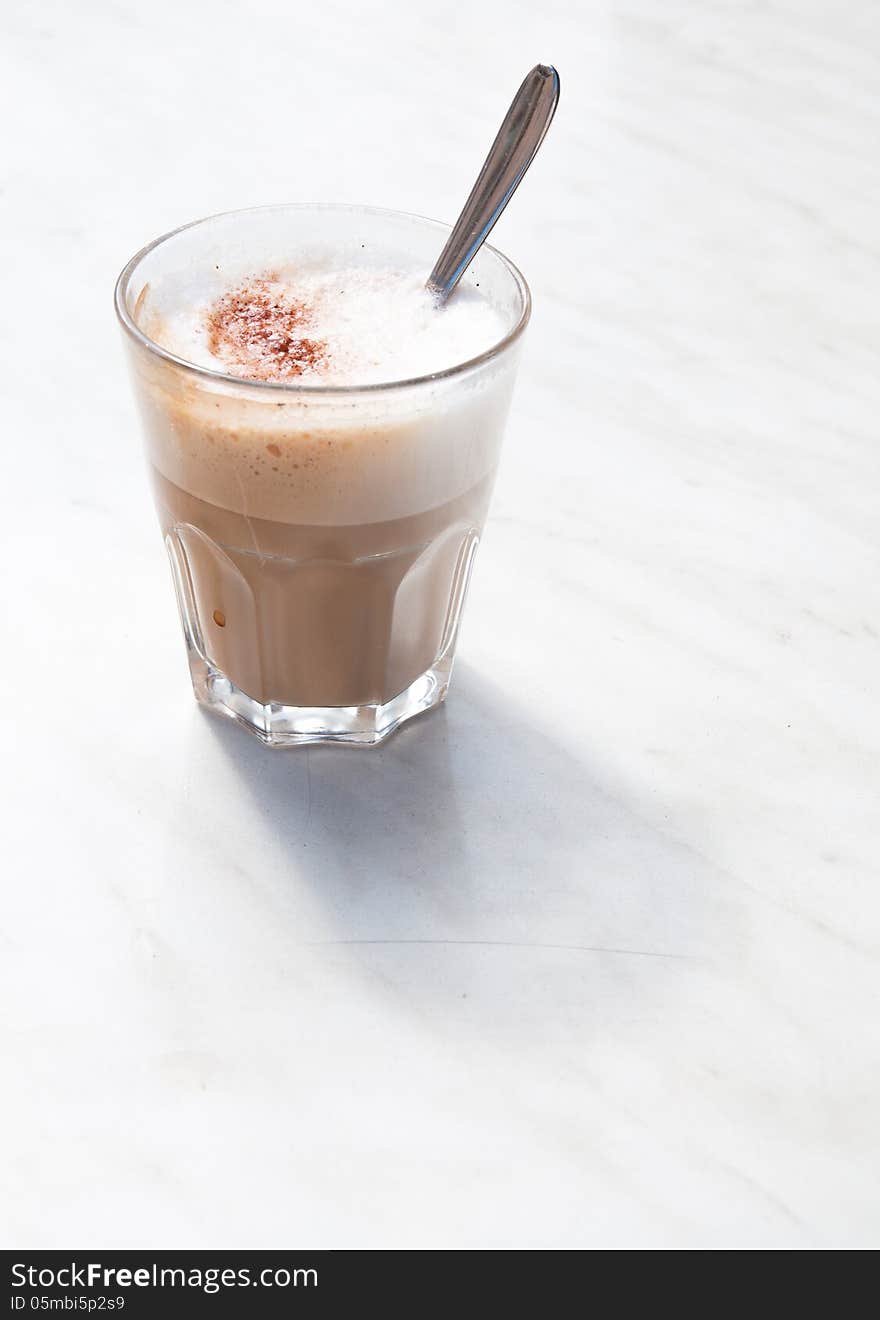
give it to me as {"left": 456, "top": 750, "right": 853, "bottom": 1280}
{"left": 115, "top": 205, "right": 529, "bottom": 746}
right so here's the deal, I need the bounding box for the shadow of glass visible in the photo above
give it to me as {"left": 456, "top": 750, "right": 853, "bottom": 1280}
{"left": 200, "top": 662, "right": 739, "bottom": 1043}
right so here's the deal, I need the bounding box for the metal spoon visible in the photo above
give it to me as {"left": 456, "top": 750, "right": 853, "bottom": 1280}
{"left": 426, "top": 64, "right": 560, "bottom": 304}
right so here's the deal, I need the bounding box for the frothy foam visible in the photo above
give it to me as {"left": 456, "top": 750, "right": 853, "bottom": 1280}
{"left": 152, "top": 263, "right": 508, "bottom": 386}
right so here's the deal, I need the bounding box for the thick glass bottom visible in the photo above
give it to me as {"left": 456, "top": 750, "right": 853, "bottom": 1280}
{"left": 188, "top": 648, "right": 453, "bottom": 747}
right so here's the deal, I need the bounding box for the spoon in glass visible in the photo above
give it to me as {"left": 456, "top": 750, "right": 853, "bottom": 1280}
{"left": 426, "top": 63, "right": 560, "bottom": 305}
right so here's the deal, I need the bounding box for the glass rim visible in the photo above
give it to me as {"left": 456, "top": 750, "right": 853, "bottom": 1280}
{"left": 114, "top": 202, "right": 532, "bottom": 397}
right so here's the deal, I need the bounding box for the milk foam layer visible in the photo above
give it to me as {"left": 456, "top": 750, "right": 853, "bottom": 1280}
{"left": 152, "top": 263, "right": 508, "bottom": 387}
{"left": 136, "top": 372, "right": 515, "bottom": 526}
{"left": 126, "top": 221, "right": 524, "bottom": 527}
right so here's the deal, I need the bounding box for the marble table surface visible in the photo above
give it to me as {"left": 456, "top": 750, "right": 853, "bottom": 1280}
{"left": 2, "top": 0, "right": 878, "bottom": 1249}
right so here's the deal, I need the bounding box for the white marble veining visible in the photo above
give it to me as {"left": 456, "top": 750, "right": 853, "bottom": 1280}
{"left": 1, "top": 0, "right": 879, "bottom": 1248}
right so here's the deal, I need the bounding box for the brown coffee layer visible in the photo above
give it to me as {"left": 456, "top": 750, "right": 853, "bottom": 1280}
{"left": 154, "top": 469, "right": 493, "bottom": 706}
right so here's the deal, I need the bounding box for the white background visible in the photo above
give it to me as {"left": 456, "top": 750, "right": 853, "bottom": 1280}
{"left": 2, "top": 0, "right": 878, "bottom": 1248}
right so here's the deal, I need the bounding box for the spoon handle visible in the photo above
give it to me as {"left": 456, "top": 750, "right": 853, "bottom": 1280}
{"left": 427, "top": 64, "right": 560, "bottom": 304}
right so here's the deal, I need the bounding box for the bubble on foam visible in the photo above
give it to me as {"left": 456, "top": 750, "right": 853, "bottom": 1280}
{"left": 156, "top": 261, "right": 509, "bottom": 386}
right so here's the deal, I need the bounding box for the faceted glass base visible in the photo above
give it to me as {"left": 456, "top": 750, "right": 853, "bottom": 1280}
{"left": 187, "top": 647, "right": 453, "bottom": 747}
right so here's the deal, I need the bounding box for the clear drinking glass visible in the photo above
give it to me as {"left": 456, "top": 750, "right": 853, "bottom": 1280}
{"left": 115, "top": 204, "right": 529, "bottom": 746}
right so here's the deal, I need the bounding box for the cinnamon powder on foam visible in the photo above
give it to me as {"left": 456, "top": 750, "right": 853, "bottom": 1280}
{"left": 205, "top": 276, "right": 327, "bottom": 382}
